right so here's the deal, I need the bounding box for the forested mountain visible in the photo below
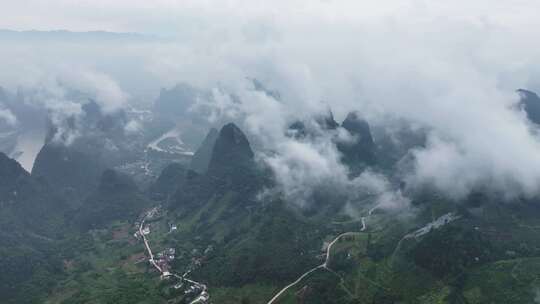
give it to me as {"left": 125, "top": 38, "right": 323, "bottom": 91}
{"left": 31, "top": 101, "right": 132, "bottom": 198}
{"left": 3, "top": 89, "right": 540, "bottom": 304}
{"left": 76, "top": 169, "right": 150, "bottom": 231}
{"left": 0, "top": 152, "right": 68, "bottom": 303}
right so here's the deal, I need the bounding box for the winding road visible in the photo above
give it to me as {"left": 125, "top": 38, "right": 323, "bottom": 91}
{"left": 360, "top": 206, "right": 378, "bottom": 232}
{"left": 266, "top": 265, "right": 324, "bottom": 304}
{"left": 267, "top": 204, "right": 382, "bottom": 304}
{"left": 267, "top": 231, "right": 358, "bottom": 304}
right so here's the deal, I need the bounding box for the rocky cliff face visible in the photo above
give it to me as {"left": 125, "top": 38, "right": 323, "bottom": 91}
{"left": 190, "top": 128, "right": 219, "bottom": 174}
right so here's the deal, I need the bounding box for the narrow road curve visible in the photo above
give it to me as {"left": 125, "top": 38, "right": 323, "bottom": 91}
{"left": 361, "top": 217, "right": 367, "bottom": 231}
{"left": 267, "top": 205, "right": 380, "bottom": 304}
{"left": 360, "top": 205, "right": 378, "bottom": 232}
{"left": 267, "top": 231, "right": 357, "bottom": 304}
{"left": 266, "top": 266, "right": 324, "bottom": 304}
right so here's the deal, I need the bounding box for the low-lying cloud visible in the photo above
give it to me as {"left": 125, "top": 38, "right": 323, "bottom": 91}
{"left": 0, "top": 50, "right": 130, "bottom": 145}
{"left": 59, "top": 69, "right": 128, "bottom": 114}
{"left": 2, "top": 1, "right": 540, "bottom": 202}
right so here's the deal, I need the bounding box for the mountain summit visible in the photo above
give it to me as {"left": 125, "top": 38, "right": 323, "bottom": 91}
{"left": 207, "top": 123, "right": 254, "bottom": 175}
{"left": 338, "top": 111, "right": 376, "bottom": 168}
{"left": 288, "top": 109, "right": 340, "bottom": 139}
{"left": 517, "top": 89, "right": 540, "bottom": 125}
{"left": 173, "top": 123, "right": 260, "bottom": 208}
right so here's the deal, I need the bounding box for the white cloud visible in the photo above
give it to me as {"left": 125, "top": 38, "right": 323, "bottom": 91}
{"left": 264, "top": 138, "right": 347, "bottom": 205}
{"left": 1, "top": 1, "right": 540, "bottom": 200}
{"left": 0, "top": 107, "right": 17, "bottom": 126}
{"left": 353, "top": 171, "right": 410, "bottom": 211}
{"left": 59, "top": 69, "right": 128, "bottom": 114}
{"left": 124, "top": 119, "right": 141, "bottom": 134}
{"left": 4, "top": 70, "right": 127, "bottom": 145}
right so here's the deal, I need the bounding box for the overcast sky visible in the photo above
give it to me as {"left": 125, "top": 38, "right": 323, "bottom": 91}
{"left": 1, "top": 1, "right": 538, "bottom": 36}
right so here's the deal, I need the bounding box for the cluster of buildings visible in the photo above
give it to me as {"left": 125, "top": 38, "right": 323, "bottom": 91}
{"left": 133, "top": 224, "right": 151, "bottom": 239}
{"left": 132, "top": 207, "right": 210, "bottom": 303}
{"left": 157, "top": 248, "right": 176, "bottom": 262}
{"left": 156, "top": 248, "right": 176, "bottom": 278}
{"left": 185, "top": 284, "right": 209, "bottom": 304}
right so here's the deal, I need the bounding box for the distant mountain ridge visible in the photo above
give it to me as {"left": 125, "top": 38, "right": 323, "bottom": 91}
{"left": 0, "top": 29, "right": 160, "bottom": 42}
